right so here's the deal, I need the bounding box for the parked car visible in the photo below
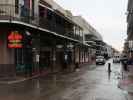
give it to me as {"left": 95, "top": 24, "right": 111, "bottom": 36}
{"left": 96, "top": 56, "right": 105, "bottom": 65}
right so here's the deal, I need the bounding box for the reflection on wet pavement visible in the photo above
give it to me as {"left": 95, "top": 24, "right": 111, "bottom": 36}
{"left": 0, "top": 59, "right": 128, "bottom": 100}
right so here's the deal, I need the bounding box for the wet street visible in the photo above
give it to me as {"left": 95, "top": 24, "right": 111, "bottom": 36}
{"left": 0, "top": 59, "right": 128, "bottom": 100}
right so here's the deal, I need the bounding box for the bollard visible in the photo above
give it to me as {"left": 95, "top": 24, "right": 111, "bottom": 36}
{"left": 108, "top": 63, "right": 111, "bottom": 72}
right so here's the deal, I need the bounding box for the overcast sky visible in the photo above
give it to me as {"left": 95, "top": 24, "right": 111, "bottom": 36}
{"left": 55, "top": 0, "right": 128, "bottom": 51}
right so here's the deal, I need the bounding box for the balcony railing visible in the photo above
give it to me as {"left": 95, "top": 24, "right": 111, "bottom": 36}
{"left": 0, "top": 4, "right": 39, "bottom": 25}
{"left": 0, "top": 4, "right": 83, "bottom": 41}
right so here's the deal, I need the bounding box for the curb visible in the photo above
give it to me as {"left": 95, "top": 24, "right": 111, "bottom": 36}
{"left": 0, "top": 74, "right": 40, "bottom": 84}
{"left": 0, "top": 71, "right": 50, "bottom": 84}
{"left": 0, "top": 64, "right": 94, "bottom": 84}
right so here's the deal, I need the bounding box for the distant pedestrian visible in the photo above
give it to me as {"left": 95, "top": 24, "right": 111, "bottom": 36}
{"left": 121, "top": 55, "right": 128, "bottom": 71}
{"left": 126, "top": 56, "right": 133, "bottom": 72}
{"left": 127, "top": 57, "right": 133, "bottom": 65}
{"left": 108, "top": 63, "right": 111, "bottom": 72}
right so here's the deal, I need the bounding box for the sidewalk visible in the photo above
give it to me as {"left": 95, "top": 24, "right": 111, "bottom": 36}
{"left": 0, "top": 64, "right": 96, "bottom": 84}
{"left": 0, "top": 75, "right": 38, "bottom": 84}
{"left": 0, "top": 70, "right": 49, "bottom": 84}
{"left": 118, "top": 65, "right": 133, "bottom": 93}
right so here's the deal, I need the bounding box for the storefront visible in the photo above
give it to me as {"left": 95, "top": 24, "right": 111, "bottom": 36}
{"left": 0, "top": 25, "right": 92, "bottom": 77}
{"left": 0, "top": 24, "right": 34, "bottom": 77}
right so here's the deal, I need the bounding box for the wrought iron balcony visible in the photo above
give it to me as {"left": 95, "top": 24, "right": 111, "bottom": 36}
{"left": 0, "top": 4, "right": 83, "bottom": 41}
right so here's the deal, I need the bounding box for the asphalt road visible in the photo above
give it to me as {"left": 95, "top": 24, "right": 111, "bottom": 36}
{"left": 0, "top": 59, "right": 128, "bottom": 100}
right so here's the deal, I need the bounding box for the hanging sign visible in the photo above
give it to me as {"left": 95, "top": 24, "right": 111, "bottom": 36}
{"left": 8, "top": 31, "right": 23, "bottom": 48}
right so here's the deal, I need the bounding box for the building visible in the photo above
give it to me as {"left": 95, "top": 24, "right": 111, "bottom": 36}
{"left": 127, "top": 0, "right": 133, "bottom": 40}
{"left": 72, "top": 16, "right": 110, "bottom": 62}
{"left": 126, "top": 0, "right": 133, "bottom": 57}
{"left": 104, "top": 44, "right": 113, "bottom": 59}
{"left": 0, "top": 0, "right": 103, "bottom": 77}
{"left": 82, "top": 21, "right": 104, "bottom": 57}
{"left": 72, "top": 16, "right": 97, "bottom": 64}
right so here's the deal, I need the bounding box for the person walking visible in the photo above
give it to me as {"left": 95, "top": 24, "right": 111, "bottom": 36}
{"left": 121, "top": 55, "right": 128, "bottom": 71}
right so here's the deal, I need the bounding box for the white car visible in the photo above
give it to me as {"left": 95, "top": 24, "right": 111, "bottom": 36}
{"left": 96, "top": 56, "right": 105, "bottom": 65}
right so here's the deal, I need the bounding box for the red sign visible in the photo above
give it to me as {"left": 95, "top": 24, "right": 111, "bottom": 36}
{"left": 8, "top": 31, "right": 23, "bottom": 48}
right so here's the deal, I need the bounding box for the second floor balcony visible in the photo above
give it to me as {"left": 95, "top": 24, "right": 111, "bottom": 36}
{"left": 0, "top": 4, "right": 83, "bottom": 42}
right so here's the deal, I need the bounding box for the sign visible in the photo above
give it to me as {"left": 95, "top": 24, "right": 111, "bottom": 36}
{"left": 8, "top": 31, "right": 23, "bottom": 48}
